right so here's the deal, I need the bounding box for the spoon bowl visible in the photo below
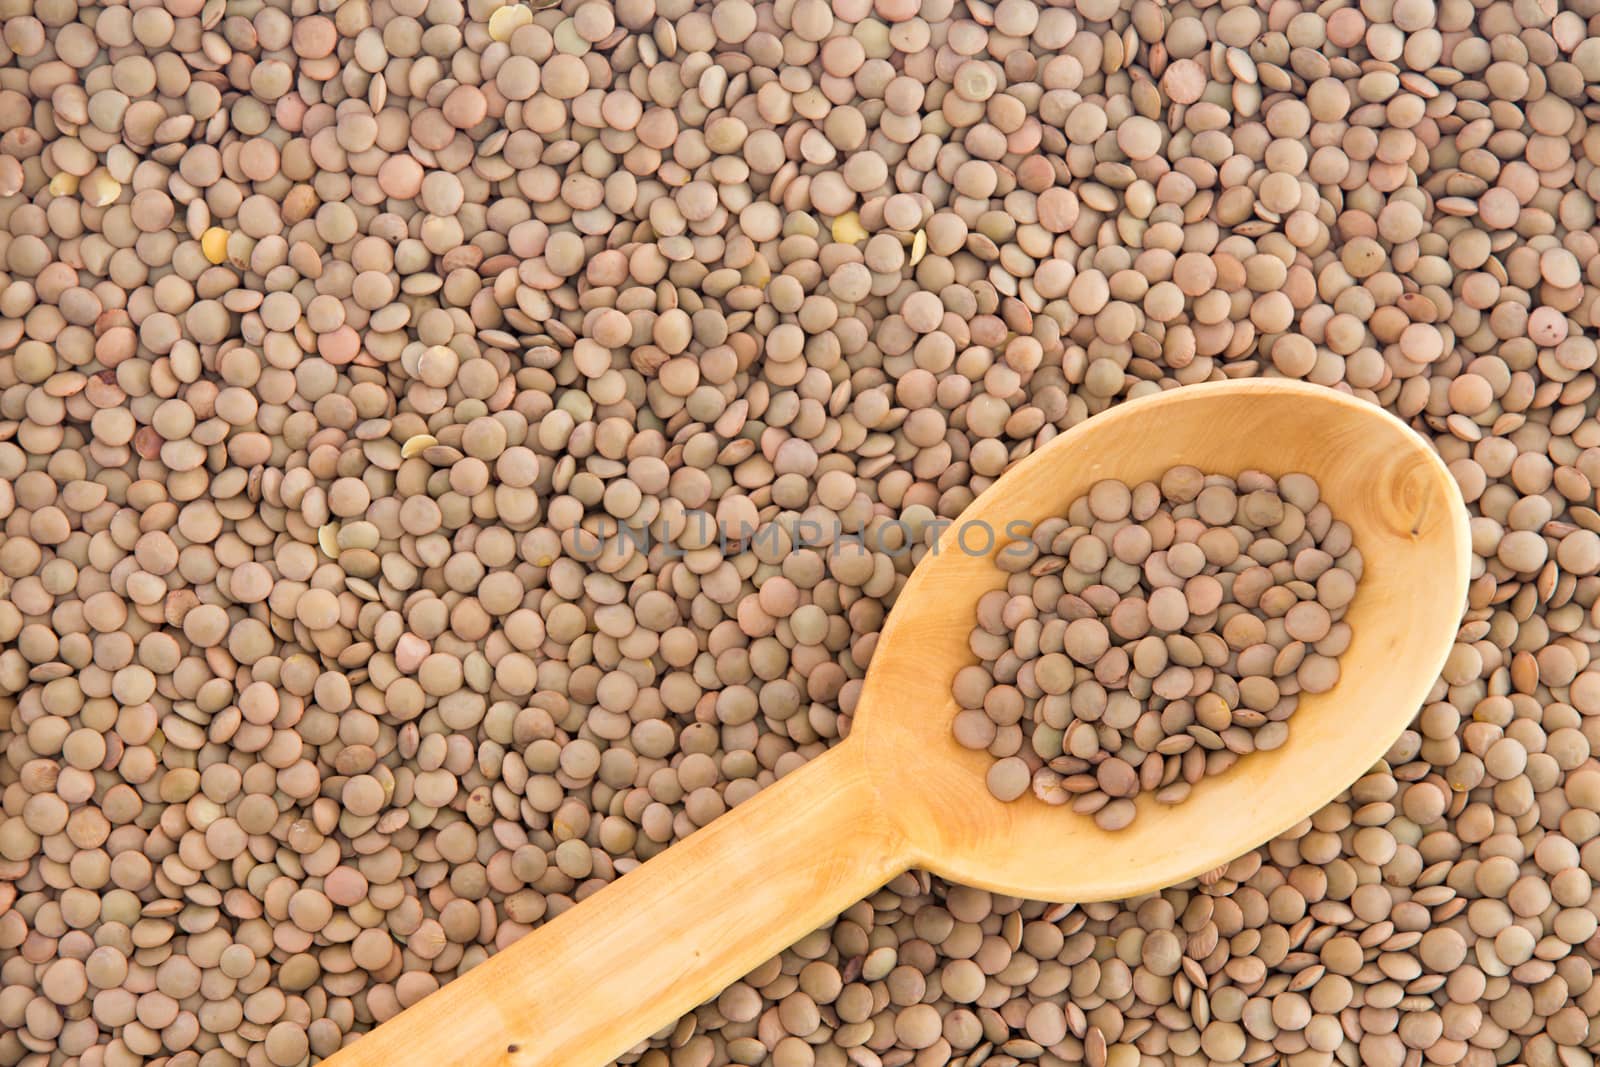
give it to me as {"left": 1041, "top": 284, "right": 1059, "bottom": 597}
{"left": 324, "top": 379, "right": 1469, "bottom": 1067}
{"left": 861, "top": 378, "right": 1471, "bottom": 900}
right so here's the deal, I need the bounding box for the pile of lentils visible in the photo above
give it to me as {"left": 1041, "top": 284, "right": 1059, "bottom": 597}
{"left": 3, "top": 0, "right": 1600, "bottom": 1061}
{"left": 955, "top": 468, "right": 1364, "bottom": 830}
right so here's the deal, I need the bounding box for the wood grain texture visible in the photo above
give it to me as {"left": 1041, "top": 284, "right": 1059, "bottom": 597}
{"left": 321, "top": 379, "right": 1470, "bottom": 1067}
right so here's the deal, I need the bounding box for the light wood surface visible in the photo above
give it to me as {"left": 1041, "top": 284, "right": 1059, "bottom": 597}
{"left": 321, "top": 379, "right": 1470, "bottom": 1067}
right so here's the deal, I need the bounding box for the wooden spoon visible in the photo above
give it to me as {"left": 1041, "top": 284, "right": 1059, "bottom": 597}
{"left": 324, "top": 379, "right": 1469, "bottom": 1067}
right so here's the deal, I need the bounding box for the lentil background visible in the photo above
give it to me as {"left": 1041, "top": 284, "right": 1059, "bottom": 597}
{"left": 2, "top": 0, "right": 1600, "bottom": 1063}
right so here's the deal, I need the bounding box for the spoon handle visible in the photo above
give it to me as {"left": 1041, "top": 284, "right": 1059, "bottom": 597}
{"left": 320, "top": 739, "right": 904, "bottom": 1067}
